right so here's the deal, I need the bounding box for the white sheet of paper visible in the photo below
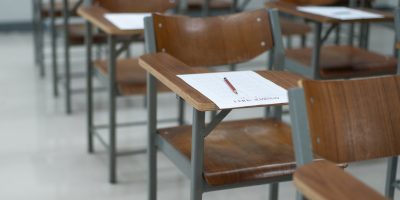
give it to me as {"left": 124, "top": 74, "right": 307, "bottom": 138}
{"left": 297, "top": 6, "right": 383, "bottom": 20}
{"left": 177, "top": 71, "right": 288, "bottom": 109}
{"left": 104, "top": 13, "right": 150, "bottom": 30}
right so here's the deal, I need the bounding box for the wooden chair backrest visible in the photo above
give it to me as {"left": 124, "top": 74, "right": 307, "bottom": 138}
{"left": 152, "top": 9, "right": 274, "bottom": 67}
{"left": 279, "top": 0, "right": 346, "bottom": 6}
{"left": 301, "top": 76, "right": 400, "bottom": 163}
{"left": 93, "top": 0, "right": 177, "bottom": 13}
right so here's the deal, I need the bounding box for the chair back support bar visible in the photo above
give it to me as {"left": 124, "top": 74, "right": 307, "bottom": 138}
{"left": 396, "top": 8, "right": 400, "bottom": 74}
{"left": 300, "top": 76, "right": 400, "bottom": 163}
{"left": 152, "top": 9, "right": 275, "bottom": 67}
{"left": 94, "top": 0, "right": 177, "bottom": 12}
{"left": 396, "top": 8, "right": 400, "bottom": 42}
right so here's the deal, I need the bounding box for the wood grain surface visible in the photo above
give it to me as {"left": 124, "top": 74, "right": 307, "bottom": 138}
{"left": 139, "top": 53, "right": 304, "bottom": 111}
{"left": 94, "top": 58, "right": 169, "bottom": 95}
{"left": 286, "top": 45, "right": 397, "bottom": 79}
{"left": 77, "top": 6, "right": 143, "bottom": 35}
{"left": 294, "top": 160, "right": 385, "bottom": 200}
{"left": 280, "top": 18, "right": 311, "bottom": 36}
{"left": 152, "top": 9, "right": 274, "bottom": 67}
{"left": 301, "top": 75, "right": 400, "bottom": 163}
{"left": 159, "top": 118, "right": 296, "bottom": 186}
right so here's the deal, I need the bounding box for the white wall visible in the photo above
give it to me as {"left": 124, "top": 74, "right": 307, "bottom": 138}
{"left": 0, "top": 0, "right": 32, "bottom": 23}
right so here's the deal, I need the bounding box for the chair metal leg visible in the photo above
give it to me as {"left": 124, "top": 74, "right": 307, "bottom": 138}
{"left": 202, "top": 0, "right": 210, "bottom": 16}
{"left": 125, "top": 44, "right": 131, "bottom": 58}
{"left": 269, "top": 183, "right": 279, "bottom": 200}
{"left": 385, "top": 156, "right": 398, "bottom": 199}
{"left": 62, "top": 0, "right": 72, "bottom": 114}
{"left": 347, "top": 0, "right": 356, "bottom": 46}
{"left": 311, "top": 22, "right": 322, "bottom": 79}
{"left": 191, "top": 109, "right": 205, "bottom": 200}
{"left": 231, "top": 0, "right": 238, "bottom": 12}
{"left": 50, "top": 0, "right": 59, "bottom": 97}
{"left": 286, "top": 36, "right": 293, "bottom": 49}
{"left": 85, "top": 21, "right": 94, "bottom": 153}
{"left": 264, "top": 50, "right": 275, "bottom": 117}
{"left": 147, "top": 73, "right": 158, "bottom": 200}
{"left": 178, "top": 97, "right": 185, "bottom": 125}
{"left": 359, "top": 23, "right": 370, "bottom": 49}
{"left": 143, "top": 94, "right": 148, "bottom": 108}
{"left": 107, "top": 35, "right": 117, "bottom": 183}
{"left": 301, "top": 35, "right": 306, "bottom": 48}
{"left": 37, "top": 0, "right": 45, "bottom": 78}
{"left": 296, "top": 192, "right": 306, "bottom": 200}
{"left": 268, "top": 48, "right": 274, "bottom": 71}
{"left": 347, "top": 23, "right": 355, "bottom": 46}
{"left": 209, "top": 111, "right": 217, "bottom": 122}
{"left": 334, "top": 24, "right": 341, "bottom": 45}
{"left": 32, "top": 0, "right": 40, "bottom": 66}
{"left": 229, "top": 64, "right": 236, "bottom": 71}
{"left": 397, "top": 50, "right": 400, "bottom": 75}
{"left": 95, "top": 43, "right": 102, "bottom": 59}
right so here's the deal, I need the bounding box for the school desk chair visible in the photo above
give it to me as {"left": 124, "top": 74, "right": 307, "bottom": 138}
{"left": 288, "top": 76, "right": 400, "bottom": 199}
{"left": 267, "top": 0, "right": 398, "bottom": 79}
{"left": 58, "top": 0, "right": 110, "bottom": 114}
{"left": 141, "top": 8, "right": 305, "bottom": 200}
{"left": 78, "top": 0, "right": 180, "bottom": 183}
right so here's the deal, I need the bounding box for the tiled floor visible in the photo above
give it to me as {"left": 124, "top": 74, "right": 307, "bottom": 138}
{"left": 0, "top": 18, "right": 399, "bottom": 200}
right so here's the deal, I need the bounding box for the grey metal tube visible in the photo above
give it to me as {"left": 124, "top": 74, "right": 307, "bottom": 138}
{"left": 202, "top": 0, "right": 210, "bottom": 16}
{"left": 385, "top": 156, "right": 398, "bottom": 199}
{"left": 85, "top": 21, "right": 93, "bottom": 153}
{"left": 38, "top": 0, "right": 45, "bottom": 77}
{"left": 32, "top": 0, "right": 39, "bottom": 66}
{"left": 50, "top": 0, "right": 59, "bottom": 97}
{"left": 347, "top": 0, "right": 357, "bottom": 46}
{"left": 62, "top": 0, "right": 72, "bottom": 114}
{"left": 311, "top": 23, "right": 322, "bottom": 79}
{"left": 178, "top": 97, "right": 185, "bottom": 125}
{"left": 269, "top": 183, "right": 279, "bottom": 200}
{"left": 334, "top": 25, "right": 341, "bottom": 45}
{"left": 107, "top": 35, "right": 117, "bottom": 183}
{"left": 147, "top": 73, "right": 158, "bottom": 200}
{"left": 190, "top": 109, "right": 205, "bottom": 200}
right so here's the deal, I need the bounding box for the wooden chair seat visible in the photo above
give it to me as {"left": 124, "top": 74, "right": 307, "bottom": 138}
{"left": 158, "top": 118, "right": 296, "bottom": 186}
{"left": 67, "top": 24, "right": 143, "bottom": 45}
{"left": 280, "top": 18, "right": 311, "bottom": 36}
{"left": 65, "top": 24, "right": 136, "bottom": 45}
{"left": 187, "top": 0, "right": 233, "bottom": 10}
{"left": 286, "top": 45, "right": 397, "bottom": 79}
{"left": 94, "top": 58, "right": 169, "bottom": 95}
{"left": 68, "top": 24, "right": 108, "bottom": 45}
